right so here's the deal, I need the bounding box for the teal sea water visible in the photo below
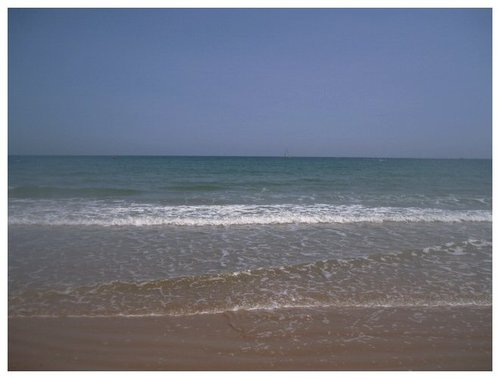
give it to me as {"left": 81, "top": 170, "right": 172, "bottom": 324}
{"left": 8, "top": 156, "right": 492, "bottom": 316}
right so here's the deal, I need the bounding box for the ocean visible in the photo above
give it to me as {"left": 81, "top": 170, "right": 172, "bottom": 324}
{"left": 8, "top": 156, "right": 492, "bottom": 317}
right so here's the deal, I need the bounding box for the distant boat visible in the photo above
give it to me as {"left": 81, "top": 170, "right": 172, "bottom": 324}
{"left": 284, "top": 150, "right": 290, "bottom": 159}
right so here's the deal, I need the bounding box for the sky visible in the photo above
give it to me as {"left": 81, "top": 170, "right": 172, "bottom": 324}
{"left": 8, "top": 8, "right": 492, "bottom": 158}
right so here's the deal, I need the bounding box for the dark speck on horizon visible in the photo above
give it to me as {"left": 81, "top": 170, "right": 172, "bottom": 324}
{"left": 8, "top": 8, "right": 491, "bottom": 159}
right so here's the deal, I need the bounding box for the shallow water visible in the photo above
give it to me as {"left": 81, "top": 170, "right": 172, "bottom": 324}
{"left": 8, "top": 156, "right": 492, "bottom": 317}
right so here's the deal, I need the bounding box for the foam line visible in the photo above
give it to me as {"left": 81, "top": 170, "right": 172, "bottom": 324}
{"left": 8, "top": 202, "right": 492, "bottom": 226}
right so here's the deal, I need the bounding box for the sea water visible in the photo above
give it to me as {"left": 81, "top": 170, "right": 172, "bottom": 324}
{"left": 8, "top": 156, "right": 492, "bottom": 316}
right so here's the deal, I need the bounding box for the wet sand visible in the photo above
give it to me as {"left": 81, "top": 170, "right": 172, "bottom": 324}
{"left": 9, "top": 305, "right": 491, "bottom": 370}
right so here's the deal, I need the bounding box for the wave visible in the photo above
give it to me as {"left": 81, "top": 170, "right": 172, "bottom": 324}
{"left": 9, "top": 240, "right": 491, "bottom": 317}
{"left": 9, "top": 186, "right": 142, "bottom": 198}
{"left": 165, "top": 183, "right": 227, "bottom": 192}
{"left": 8, "top": 202, "right": 492, "bottom": 226}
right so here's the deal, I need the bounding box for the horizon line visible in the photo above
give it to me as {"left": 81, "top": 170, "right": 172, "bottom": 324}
{"left": 7, "top": 154, "right": 492, "bottom": 160}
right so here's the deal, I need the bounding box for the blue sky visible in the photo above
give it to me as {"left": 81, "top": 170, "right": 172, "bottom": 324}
{"left": 8, "top": 8, "right": 491, "bottom": 158}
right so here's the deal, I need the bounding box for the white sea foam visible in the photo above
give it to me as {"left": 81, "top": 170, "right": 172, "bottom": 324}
{"left": 8, "top": 201, "right": 492, "bottom": 226}
{"left": 8, "top": 301, "right": 493, "bottom": 319}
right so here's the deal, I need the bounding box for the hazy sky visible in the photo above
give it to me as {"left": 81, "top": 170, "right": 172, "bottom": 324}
{"left": 9, "top": 8, "right": 491, "bottom": 158}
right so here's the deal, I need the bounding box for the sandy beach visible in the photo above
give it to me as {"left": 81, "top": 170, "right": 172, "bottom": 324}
{"left": 8, "top": 8, "right": 492, "bottom": 373}
{"left": 9, "top": 305, "right": 491, "bottom": 370}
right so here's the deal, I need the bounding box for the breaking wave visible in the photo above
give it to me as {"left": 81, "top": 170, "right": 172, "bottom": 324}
{"left": 8, "top": 202, "right": 491, "bottom": 226}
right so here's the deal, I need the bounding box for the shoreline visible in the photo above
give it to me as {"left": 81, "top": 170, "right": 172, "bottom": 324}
{"left": 9, "top": 305, "right": 492, "bottom": 370}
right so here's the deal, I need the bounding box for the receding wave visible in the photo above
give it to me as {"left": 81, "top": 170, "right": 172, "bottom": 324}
{"left": 9, "top": 240, "right": 491, "bottom": 317}
{"left": 8, "top": 202, "right": 492, "bottom": 226}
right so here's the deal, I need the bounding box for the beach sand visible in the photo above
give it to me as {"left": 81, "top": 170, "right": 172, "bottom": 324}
{"left": 9, "top": 305, "right": 491, "bottom": 370}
